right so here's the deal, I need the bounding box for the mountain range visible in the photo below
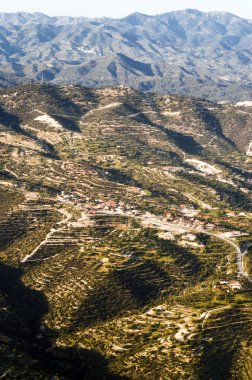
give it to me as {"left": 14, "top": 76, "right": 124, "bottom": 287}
{"left": 0, "top": 9, "right": 252, "bottom": 101}
{"left": 1, "top": 7, "right": 252, "bottom": 378}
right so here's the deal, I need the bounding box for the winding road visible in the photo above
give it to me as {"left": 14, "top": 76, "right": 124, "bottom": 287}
{"left": 102, "top": 208, "right": 252, "bottom": 282}
{"left": 201, "top": 231, "right": 252, "bottom": 283}
{"left": 20, "top": 200, "right": 252, "bottom": 283}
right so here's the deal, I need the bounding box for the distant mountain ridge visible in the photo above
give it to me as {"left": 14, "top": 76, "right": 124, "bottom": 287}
{"left": 0, "top": 9, "right": 252, "bottom": 101}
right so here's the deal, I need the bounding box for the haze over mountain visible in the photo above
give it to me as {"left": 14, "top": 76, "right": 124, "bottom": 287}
{"left": 0, "top": 9, "right": 252, "bottom": 101}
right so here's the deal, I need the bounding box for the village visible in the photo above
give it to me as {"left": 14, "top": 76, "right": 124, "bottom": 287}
{"left": 0, "top": 81, "right": 252, "bottom": 379}
{"left": 56, "top": 189, "right": 251, "bottom": 238}
{"left": 55, "top": 187, "right": 252, "bottom": 293}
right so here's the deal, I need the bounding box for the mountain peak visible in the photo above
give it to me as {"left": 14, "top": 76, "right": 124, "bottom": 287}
{"left": 184, "top": 8, "right": 202, "bottom": 15}
{"left": 124, "top": 12, "right": 152, "bottom": 25}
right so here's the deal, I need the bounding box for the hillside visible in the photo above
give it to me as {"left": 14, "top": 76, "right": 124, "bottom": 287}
{"left": 0, "top": 10, "right": 252, "bottom": 101}
{"left": 0, "top": 84, "right": 252, "bottom": 379}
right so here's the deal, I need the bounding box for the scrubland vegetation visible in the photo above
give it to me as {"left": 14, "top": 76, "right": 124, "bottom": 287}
{"left": 0, "top": 85, "right": 251, "bottom": 379}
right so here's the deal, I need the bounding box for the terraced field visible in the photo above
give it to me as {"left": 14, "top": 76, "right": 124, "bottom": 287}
{"left": 0, "top": 84, "right": 252, "bottom": 379}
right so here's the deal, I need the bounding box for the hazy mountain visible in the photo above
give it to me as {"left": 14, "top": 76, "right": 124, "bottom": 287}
{"left": 0, "top": 10, "right": 252, "bottom": 101}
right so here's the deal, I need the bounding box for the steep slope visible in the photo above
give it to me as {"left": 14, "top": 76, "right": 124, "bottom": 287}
{"left": 0, "top": 84, "right": 252, "bottom": 379}
{"left": 0, "top": 10, "right": 252, "bottom": 101}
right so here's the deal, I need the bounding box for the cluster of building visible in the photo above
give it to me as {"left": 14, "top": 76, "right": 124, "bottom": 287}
{"left": 165, "top": 208, "right": 216, "bottom": 231}
{"left": 214, "top": 279, "right": 243, "bottom": 292}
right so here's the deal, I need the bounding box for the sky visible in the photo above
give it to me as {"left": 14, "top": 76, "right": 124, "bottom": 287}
{"left": 0, "top": 0, "right": 252, "bottom": 20}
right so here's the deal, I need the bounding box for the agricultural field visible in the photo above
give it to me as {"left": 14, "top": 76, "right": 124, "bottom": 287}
{"left": 0, "top": 84, "right": 251, "bottom": 379}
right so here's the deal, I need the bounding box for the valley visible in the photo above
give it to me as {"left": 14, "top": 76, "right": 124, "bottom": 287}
{"left": 0, "top": 84, "right": 252, "bottom": 379}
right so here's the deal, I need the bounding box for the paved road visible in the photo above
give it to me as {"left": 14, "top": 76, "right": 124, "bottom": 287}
{"left": 200, "top": 231, "right": 252, "bottom": 283}
{"left": 93, "top": 208, "right": 252, "bottom": 282}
